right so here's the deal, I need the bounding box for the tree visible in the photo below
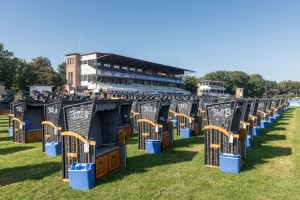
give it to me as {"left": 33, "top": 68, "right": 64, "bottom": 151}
{"left": 0, "top": 43, "right": 18, "bottom": 89}
{"left": 249, "top": 74, "right": 265, "bottom": 97}
{"left": 0, "top": 43, "right": 13, "bottom": 58}
{"left": 13, "top": 59, "right": 31, "bottom": 91}
{"left": 265, "top": 80, "right": 279, "bottom": 97}
{"left": 184, "top": 76, "right": 199, "bottom": 94}
{"left": 229, "top": 71, "right": 251, "bottom": 97}
{"left": 57, "top": 62, "right": 66, "bottom": 84}
{"left": 201, "top": 70, "right": 232, "bottom": 83}
{"left": 201, "top": 71, "right": 233, "bottom": 94}
{"left": 28, "top": 57, "right": 64, "bottom": 89}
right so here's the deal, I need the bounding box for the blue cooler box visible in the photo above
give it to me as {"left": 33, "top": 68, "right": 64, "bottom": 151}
{"left": 253, "top": 126, "right": 261, "bottom": 136}
{"left": 180, "top": 128, "right": 191, "bottom": 138}
{"left": 45, "top": 142, "right": 62, "bottom": 157}
{"left": 68, "top": 163, "right": 95, "bottom": 190}
{"left": 269, "top": 117, "right": 275, "bottom": 124}
{"left": 8, "top": 127, "right": 13, "bottom": 136}
{"left": 261, "top": 121, "right": 270, "bottom": 129}
{"left": 246, "top": 135, "right": 252, "bottom": 148}
{"left": 220, "top": 153, "right": 241, "bottom": 174}
{"left": 145, "top": 140, "right": 161, "bottom": 154}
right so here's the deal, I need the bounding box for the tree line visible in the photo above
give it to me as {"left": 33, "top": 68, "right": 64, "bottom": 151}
{"left": 0, "top": 43, "right": 66, "bottom": 92}
{"left": 184, "top": 71, "right": 300, "bottom": 98}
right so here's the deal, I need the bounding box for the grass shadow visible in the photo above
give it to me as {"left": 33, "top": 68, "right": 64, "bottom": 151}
{"left": 0, "top": 129, "right": 8, "bottom": 134}
{"left": 97, "top": 149, "right": 198, "bottom": 186}
{"left": 254, "top": 133, "right": 286, "bottom": 144}
{"left": 275, "top": 122, "right": 290, "bottom": 125}
{"left": 0, "top": 136, "right": 13, "bottom": 141}
{"left": 126, "top": 137, "right": 138, "bottom": 145}
{"left": 0, "top": 146, "right": 35, "bottom": 155}
{"left": 173, "top": 134, "right": 204, "bottom": 146}
{"left": 97, "top": 132, "right": 201, "bottom": 186}
{"left": 0, "top": 162, "right": 61, "bottom": 186}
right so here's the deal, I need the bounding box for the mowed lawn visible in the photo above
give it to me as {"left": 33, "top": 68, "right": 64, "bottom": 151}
{"left": 0, "top": 108, "right": 300, "bottom": 200}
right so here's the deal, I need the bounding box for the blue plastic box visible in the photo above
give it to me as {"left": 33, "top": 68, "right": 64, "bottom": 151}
{"left": 246, "top": 135, "right": 252, "bottom": 148}
{"left": 253, "top": 126, "right": 261, "bottom": 136}
{"left": 180, "top": 128, "right": 191, "bottom": 138}
{"left": 45, "top": 142, "right": 61, "bottom": 157}
{"left": 274, "top": 114, "right": 280, "bottom": 120}
{"left": 68, "top": 163, "right": 95, "bottom": 190}
{"left": 269, "top": 117, "right": 275, "bottom": 124}
{"left": 8, "top": 127, "right": 13, "bottom": 136}
{"left": 170, "top": 119, "right": 177, "bottom": 128}
{"left": 261, "top": 121, "right": 270, "bottom": 129}
{"left": 220, "top": 153, "right": 241, "bottom": 174}
{"left": 145, "top": 140, "right": 161, "bottom": 154}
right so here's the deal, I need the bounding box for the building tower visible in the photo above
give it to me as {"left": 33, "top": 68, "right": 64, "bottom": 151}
{"left": 65, "top": 53, "right": 81, "bottom": 94}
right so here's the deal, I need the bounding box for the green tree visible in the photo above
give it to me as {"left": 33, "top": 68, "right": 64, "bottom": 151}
{"left": 0, "top": 43, "right": 18, "bottom": 89}
{"left": 13, "top": 59, "right": 31, "bottom": 91}
{"left": 184, "top": 76, "right": 199, "bottom": 94}
{"left": 57, "top": 62, "right": 66, "bottom": 84}
{"left": 265, "top": 80, "right": 279, "bottom": 97}
{"left": 229, "top": 71, "right": 251, "bottom": 97}
{"left": 28, "top": 57, "right": 64, "bottom": 90}
{"left": 249, "top": 74, "right": 266, "bottom": 97}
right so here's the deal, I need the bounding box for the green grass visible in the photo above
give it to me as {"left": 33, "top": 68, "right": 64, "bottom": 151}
{"left": 1, "top": 108, "right": 300, "bottom": 199}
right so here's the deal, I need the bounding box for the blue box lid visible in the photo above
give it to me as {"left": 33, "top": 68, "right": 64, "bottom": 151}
{"left": 146, "top": 139, "right": 161, "bottom": 143}
{"left": 69, "top": 163, "right": 94, "bottom": 171}
{"left": 220, "top": 153, "right": 241, "bottom": 158}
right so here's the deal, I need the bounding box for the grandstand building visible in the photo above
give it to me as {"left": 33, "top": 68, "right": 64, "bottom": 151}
{"left": 65, "top": 52, "right": 193, "bottom": 95}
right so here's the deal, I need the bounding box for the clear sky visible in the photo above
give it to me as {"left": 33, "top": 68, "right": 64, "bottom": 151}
{"left": 1, "top": 0, "right": 300, "bottom": 82}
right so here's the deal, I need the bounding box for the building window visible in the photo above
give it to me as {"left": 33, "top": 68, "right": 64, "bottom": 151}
{"left": 86, "top": 74, "right": 96, "bottom": 82}
{"left": 114, "top": 65, "right": 120, "bottom": 69}
{"left": 68, "top": 58, "right": 74, "bottom": 65}
{"left": 88, "top": 59, "right": 96, "bottom": 66}
{"left": 137, "top": 68, "right": 142, "bottom": 72}
{"left": 130, "top": 67, "right": 135, "bottom": 71}
{"left": 104, "top": 63, "right": 111, "bottom": 67}
{"left": 68, "top": 72, "right": 73, "bottom": 85}
{"left": 122, "top": 66, "right": 127, "bottom": 70}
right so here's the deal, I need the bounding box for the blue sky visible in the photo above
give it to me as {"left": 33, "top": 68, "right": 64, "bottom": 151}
{"left": 1, "top": 0, "right": 300, "bottom": 82}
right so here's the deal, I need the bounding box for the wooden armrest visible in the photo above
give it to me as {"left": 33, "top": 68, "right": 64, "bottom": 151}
{"left": 67, "top": 153, "right": 77, "bottom": 158}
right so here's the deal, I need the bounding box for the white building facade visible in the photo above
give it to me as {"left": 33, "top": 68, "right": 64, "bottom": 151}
{"left": 198, "top": 80, "right": 226, "bottom": 96}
